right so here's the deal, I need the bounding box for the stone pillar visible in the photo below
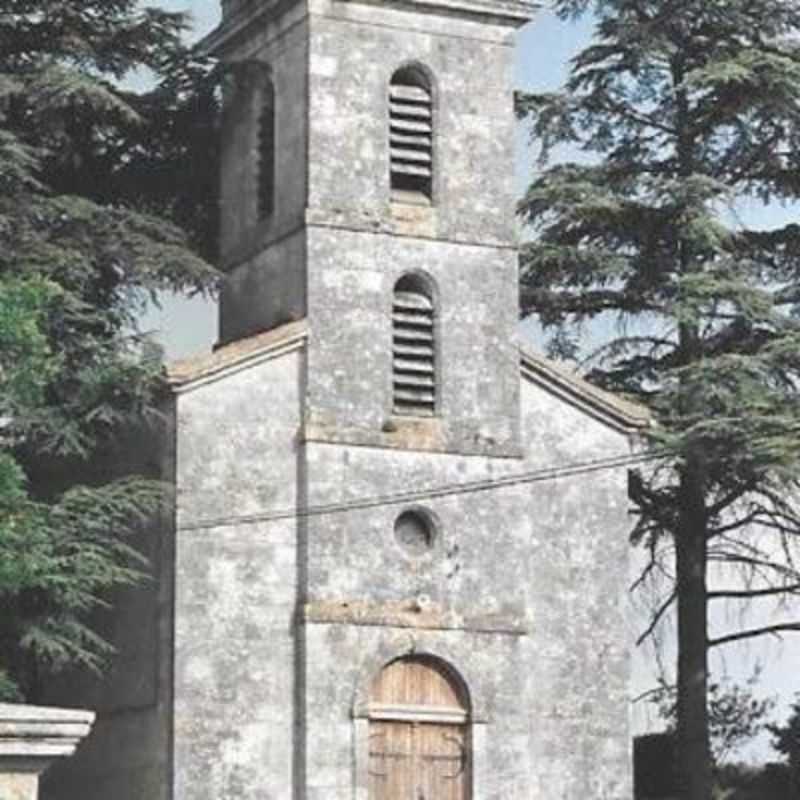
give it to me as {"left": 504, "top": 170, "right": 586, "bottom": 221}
{"left": 0, "top": 704, "right": 94, "bottom": 800}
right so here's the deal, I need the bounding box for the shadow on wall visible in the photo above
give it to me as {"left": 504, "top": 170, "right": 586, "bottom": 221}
{"left": 634, "top": 733, "right": 677, "bottom": 800}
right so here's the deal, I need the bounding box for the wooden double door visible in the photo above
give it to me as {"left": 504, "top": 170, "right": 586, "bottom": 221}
{"left": 369, "top": 720, "right": 470, "bottom": 800}
{"left": 367, "top": 657, "right": 471, "bottom": 800}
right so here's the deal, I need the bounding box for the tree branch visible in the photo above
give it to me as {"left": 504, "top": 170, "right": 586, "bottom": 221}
{"left": 637, "top": 590, "right": 677, "bottom": 647}
{"left": 708, "top": 511, "right": 763, "bottom": 538}
{"left": 708, "top": 584, "right": 800, "bottom": 601}
{"left": 707, "top": 553, "right": 800, "bottom": 580}
{"left": 707, "top": 480, "right": 756, "bottom": 519}
{"left": 709, "top": 623, "right": 800, "bottom": 649}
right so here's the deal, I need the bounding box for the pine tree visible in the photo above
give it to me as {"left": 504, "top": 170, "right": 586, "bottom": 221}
{"left": 518, "top": 2, "right": 800, "bottom": 797}
{"left": 0, "top": 1, "right": 219, "bottom": 700}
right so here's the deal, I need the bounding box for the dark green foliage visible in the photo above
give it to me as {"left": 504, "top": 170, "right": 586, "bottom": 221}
{"left": 0, "top": 1, "right": 220, "bottom": 700}
{"left": 653, "top": 676, "right": 775, "bottom": 765}
{"left": 518, "top": 2, "right": 800, "bottom": 797}
{"left": 768, "top": 695, "right": 800, "bottom": 794}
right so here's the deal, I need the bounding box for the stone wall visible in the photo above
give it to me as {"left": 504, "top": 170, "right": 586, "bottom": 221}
{"left": 172, "top": 344, "right": 305, "bottom": 800}
{"left": 217, "top": 3, "right": 309, "bottom": 268}
{"left": 305, "top": 227, "right": 521, "bottom": 456}
{"left": 306, "top": 0, "right": 518, "bottom": 246}
{"left": 293, "top": 372, "right": 634, "bottom": 800}
{"left": 165, "top": 337, "right": 635, "bottom": 799}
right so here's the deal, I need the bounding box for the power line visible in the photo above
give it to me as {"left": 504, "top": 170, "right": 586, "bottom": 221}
{"left": 178, "top": 449, "right": 665, "bottom": 533}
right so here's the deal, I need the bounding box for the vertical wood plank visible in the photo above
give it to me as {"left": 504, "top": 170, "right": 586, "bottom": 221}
{"left": 368, "top": 658, "right": 471, "bottom": 800}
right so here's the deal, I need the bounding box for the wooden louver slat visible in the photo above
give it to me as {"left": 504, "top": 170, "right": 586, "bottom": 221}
{"left": 390, "top": 85, "right": 431, "bottom": 102}
{"left": 393, "top": 290, "right": 435, "bottom": 416}
{"left": 389, "top": 147, "right": 432, "bottom": 164}
{"left": 394, "top": 343, "right": 434, "bottom": 358}
{"left": 389, "top": 101, "right": 432, "bottom": 120}
{"left": 390, "top": 118, "right": 433, "bottom": 134}
{"left": 394, "top": 291, "right": 432, "bottom": 309}
{"left": 394, "top": 357, "right": 435, "bottom": 373}
{"left": 390, "top": 162, "right": 432, "bottom": 178}
{"left": 390, "top": 132, "right": 431, "bottom": 147}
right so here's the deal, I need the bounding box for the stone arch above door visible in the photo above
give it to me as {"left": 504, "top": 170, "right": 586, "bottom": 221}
{"left": 369, "top": 656, "right": 469, "bottom": 721}
{"left": 351, "top": 641, "right": 489, "bottom": 723}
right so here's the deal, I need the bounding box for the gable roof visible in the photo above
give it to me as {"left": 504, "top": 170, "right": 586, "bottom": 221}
{"left": 520, "top": 344, "right": 651, "bottom": 433}
{"left": 166, "top": 321, "right": 650, "bottom": 432}
{"left": 166, "top": 320, "right": 308, "bottom": 392}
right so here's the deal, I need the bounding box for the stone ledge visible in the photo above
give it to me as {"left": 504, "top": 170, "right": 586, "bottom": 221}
{"left": 336, "top": 0, "right": 539, "bottom": 26}
{"left": 304, "top": 415, "right": 524, "bottom": 459}
{"left": 205, "top": 0, "right": 538, "bottom": 57}
{"left": 304, "top": 599, "right": 529, "bottom": 635}
{"left": 0, "top": 705, "right": 94, "bottom": 762}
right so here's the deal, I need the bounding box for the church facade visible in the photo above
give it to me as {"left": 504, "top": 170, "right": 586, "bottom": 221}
{"left": 44, "top": 1, "right": 649, "bottom": 798}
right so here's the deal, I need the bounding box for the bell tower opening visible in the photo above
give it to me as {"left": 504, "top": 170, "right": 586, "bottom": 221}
{"left": 392, "top": 273, "right": 437, "bottom": 418}
{"left": 389, "top": 65, "right": 434, "bottom": 205}
{"left": 257, "top": 76, "right": 276, "bottom": 220}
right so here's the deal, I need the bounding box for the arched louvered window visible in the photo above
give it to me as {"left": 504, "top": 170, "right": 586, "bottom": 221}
{"left": 258, "top": 78, "right": 275, "bottom": 219}
{"left": 393, "top": 275, "right": 436, "bottom": 417}
{"left": 389, "top": 66, "right": 433, "bottom": 204}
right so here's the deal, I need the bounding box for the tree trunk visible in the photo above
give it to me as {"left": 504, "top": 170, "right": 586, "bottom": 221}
{"left": 675, "top": 462, "right": 711, "bottom": 800}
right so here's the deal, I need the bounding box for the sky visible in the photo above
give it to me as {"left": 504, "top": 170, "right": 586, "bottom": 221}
{"left": 138, "top": 1, "right": 798, "bottom": 761}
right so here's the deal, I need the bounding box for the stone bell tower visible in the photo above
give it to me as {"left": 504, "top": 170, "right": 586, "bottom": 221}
{"left": 208, "top": 0, "right": 533, "bottom": 457}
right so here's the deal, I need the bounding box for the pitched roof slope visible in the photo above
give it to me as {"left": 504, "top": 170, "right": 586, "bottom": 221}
{"left": 165, "top": 321, "right": 650, "bottom": 432}
{"left": 520, "top": 344, "right": 651, "bottom": 433}
{"left": 166, "top": 320, "right": 308, "bottom": 390}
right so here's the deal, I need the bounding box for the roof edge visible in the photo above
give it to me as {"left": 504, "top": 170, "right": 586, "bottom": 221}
{"left": 199, "top": 0, "right": 299, "bottom": 56}
{"left": 336, "top": 0, "right": 540, "bottom": 27}
{"left": 0, "top": 703, "right": 95, "bottom": 760}
{"left": 166, "top": 320, "right": 308, "bottom": 392}
{"left": 165, "top": 325, "right": 648, "bottom": 431}
{"left": 520, "top": 344, "right": 651, "bottom": 434}
{"left": 199, "top": 0, "right": 540, "bottom": 55}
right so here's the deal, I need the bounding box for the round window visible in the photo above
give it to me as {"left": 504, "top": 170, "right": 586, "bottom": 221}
{"left": 394, "top": 509, "right": 436, "bottom": 556}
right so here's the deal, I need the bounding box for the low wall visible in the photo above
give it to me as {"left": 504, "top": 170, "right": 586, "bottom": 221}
{"left": 0, "top": 705, "right": 94, "bottom": 800}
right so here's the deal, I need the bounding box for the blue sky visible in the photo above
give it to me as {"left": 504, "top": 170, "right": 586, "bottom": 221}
{"left": 139, "top": 2, "right": 798, "bottom": 760}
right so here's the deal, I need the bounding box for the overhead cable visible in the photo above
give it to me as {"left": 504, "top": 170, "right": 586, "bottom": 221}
{"left": 178, "top": 449, "right": 666, "bottom": 533}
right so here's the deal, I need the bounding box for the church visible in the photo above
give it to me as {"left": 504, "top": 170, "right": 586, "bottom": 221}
{"left": 43, "top": 0, "right": 649, "bottom": 798}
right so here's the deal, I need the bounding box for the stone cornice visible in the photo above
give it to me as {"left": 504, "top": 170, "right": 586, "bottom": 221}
{"left": 200, "top": 0, "right": 298, "bottom": 56}
{"left": 201, "top": 0, "right": 539, "bottom": 54}
{"left": 335, "top": 0, "right": 539, "bottom": 26}
{"left": 520, "top": 344, "right": 652, "bottom": 434}
{"left": 166, "top": 319, "right": 308, "bottom": 392}
{"left": 0, "top": 704, "right": 94, "bottom": 764}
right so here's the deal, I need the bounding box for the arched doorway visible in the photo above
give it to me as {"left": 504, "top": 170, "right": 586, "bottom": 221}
{"left": 368, "top": 656, "right": 471, "bottom": 800}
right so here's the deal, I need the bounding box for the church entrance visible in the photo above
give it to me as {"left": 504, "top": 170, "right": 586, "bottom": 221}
{"left": 367, "top": 656, "right": 471, "bottom": 800}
